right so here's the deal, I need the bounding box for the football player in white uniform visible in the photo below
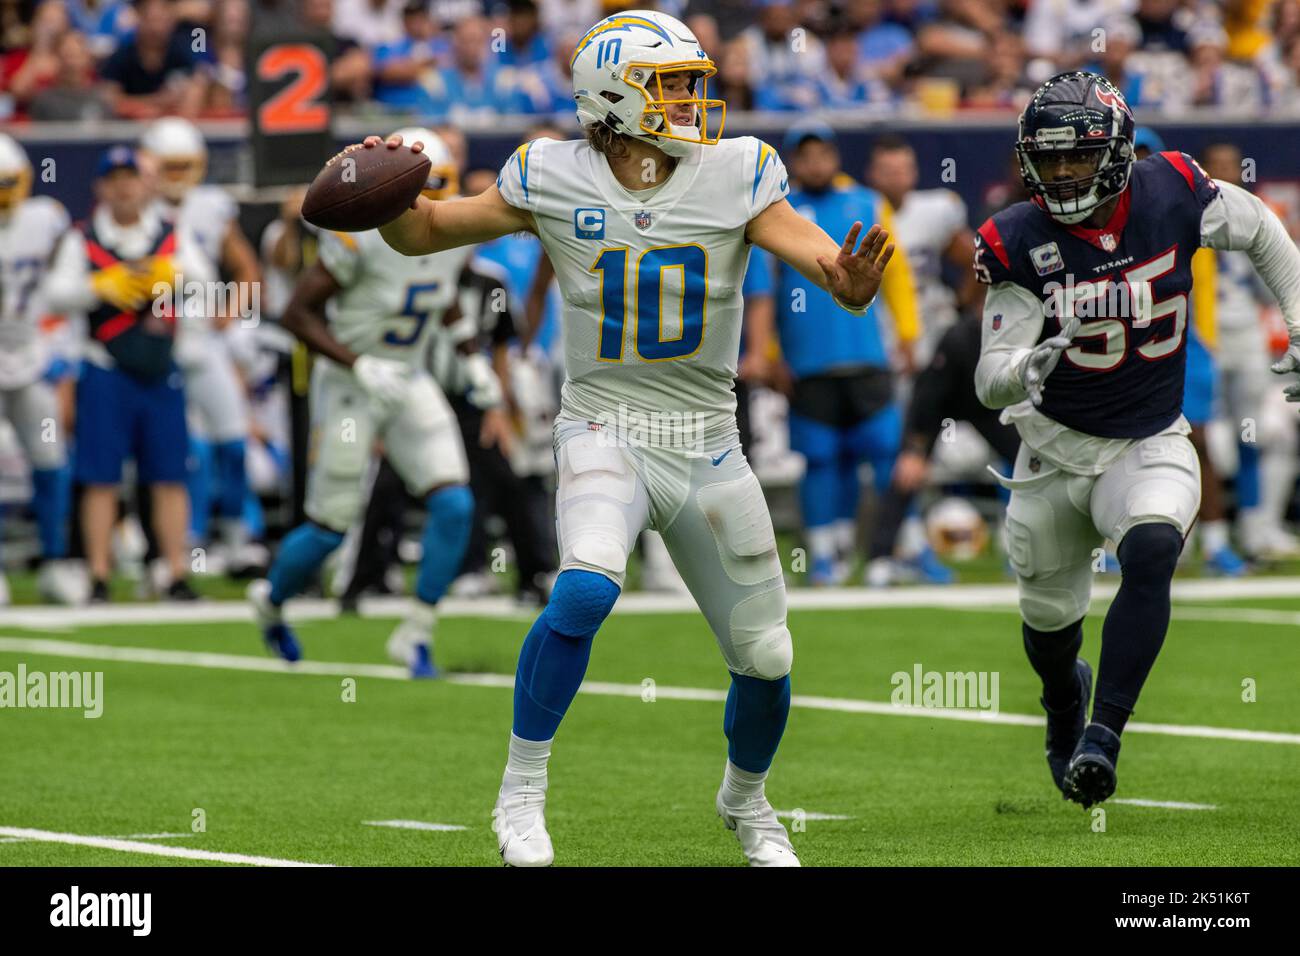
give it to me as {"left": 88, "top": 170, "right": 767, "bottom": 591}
{"left": 1201, "top": 142, "right": 1300, "bottom": 560}
{"left": 368, "top": 11, "right": 894, "bottom": 866}
{"left": 139, "top": 118, "right": 262, "bottom": 572}
{"left": 249, "top": 129, "right": 482, "bottom": 679}
{"left": 0, "top": 134, "right": 81, "bottom": 605}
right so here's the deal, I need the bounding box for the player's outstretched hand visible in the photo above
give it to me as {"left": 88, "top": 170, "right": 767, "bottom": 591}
{"left": 817, "top": 222, "right": 894, "bottom": 309}
{"left": 1021, "top": 316, "right": 1080, "bottom": 407}
{"left": 1270, "top": 343, "right": 1300, "bottom": 403}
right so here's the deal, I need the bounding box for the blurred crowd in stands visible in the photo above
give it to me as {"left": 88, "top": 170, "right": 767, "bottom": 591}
{"left": 2, "top": 0, "right": 1299, "bottom": 123}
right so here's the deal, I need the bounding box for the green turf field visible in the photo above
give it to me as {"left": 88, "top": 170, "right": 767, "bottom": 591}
{"left": 1, "top": 591, "right": 1298, "bottom": 866}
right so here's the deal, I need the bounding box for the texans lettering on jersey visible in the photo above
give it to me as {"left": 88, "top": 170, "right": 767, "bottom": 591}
{"left": 975, "top": 151, "right": 1219, "bottom": 439}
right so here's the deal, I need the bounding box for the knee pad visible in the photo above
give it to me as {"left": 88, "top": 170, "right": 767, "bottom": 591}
{"left": 1117, "top": 521, "right": 1183, "bottom": 583}
{"left": 729, "top": 585, "right": 793, "bottom": 679}
{"left": 544, "top": 569, "right": 620, "bottom": 639}
{"left": 1019, "top": 586, "right": 1091, "bottom": 633}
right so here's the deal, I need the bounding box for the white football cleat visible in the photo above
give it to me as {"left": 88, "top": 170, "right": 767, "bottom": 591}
{"left": 385, "top": 602, "right": 438, "bottom": 678}
{"left": 37, "top": 560, "right": 89, "bottom": 606}
{"left": 491, "top": 770, "right": 554, "bottom": 867}
{"left": 716, "top": 787, "right": 800, "bottom": 867}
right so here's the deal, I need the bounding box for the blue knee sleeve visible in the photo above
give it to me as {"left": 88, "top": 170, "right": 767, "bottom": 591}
{"left": 186, "top": 437, "right": 213, "bottom": 541}
{"left": 800, "top": 459, "right": 842, "bottom": 531}
{"left": 416, "top": 485, "right": 474, "bottom": 605}
{"left": 213, "top": 439, "right": 249, "bottom": 519}
{"left": 724, "top": 672, "right": 792, "bottom": 773}
{"left": 268, "top": 522, "right": 344, "bottom": 606}
{"left": 1237, "top": 442, "right": 1261, "bottom": 509}
{"left": 512, "top": 569, "right": 619, "bottom": 741}
{"left": 30, "top": 466, "right": 70, "bottom": 560}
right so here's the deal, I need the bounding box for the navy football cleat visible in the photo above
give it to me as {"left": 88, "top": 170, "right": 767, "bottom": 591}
{"left": 263, "top": 623, "right": 302, "bottom": 663}
{"left": 1064, "top": 722, "right": 1122, "bottom": 808}
{"left": 1044, "top": 659, "right": 1092, "bottom": 794}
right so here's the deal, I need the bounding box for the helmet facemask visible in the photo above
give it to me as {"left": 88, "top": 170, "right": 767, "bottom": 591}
{"left": 154, "top": 155, "right": 206, "bottom": 204}
{"left": 623, "top": 61, "right": 725, "bottom": 156}
{"left": 0, "top": 168, "right": 31, "bottom": 222}
{"left": 421, "top": 164, "right": 459, "bottom": 201}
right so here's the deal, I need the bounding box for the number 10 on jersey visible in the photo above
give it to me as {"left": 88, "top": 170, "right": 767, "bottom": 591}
{"left": 593, "top": 243, "right": 708, "bottom": 363}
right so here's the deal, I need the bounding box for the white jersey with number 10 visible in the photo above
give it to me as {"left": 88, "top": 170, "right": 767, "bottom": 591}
{"left": 496, "top": 135, "right": 789, "bottom": 445}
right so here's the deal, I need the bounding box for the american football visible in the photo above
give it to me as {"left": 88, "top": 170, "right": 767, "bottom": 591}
{"left": 0, "top": 0, "right": 1297, "bottom": 933}
{"left": 301, "top": 141, "right": 431, "bottom": 232}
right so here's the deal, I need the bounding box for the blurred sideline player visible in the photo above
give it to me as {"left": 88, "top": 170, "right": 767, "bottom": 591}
{"left": 0, "top": 133, "right": 81, "bottom": 605}
{"left": 887, "top": 313, "right": 1020, "bottom": 554}
{"left": 248, "top": 128, "right": 477, "bottom": 679}
{"left": 749, "top": 121, "right": 947, "bottom": 588}
{"left": 1202, "top": 141, "right": 1299, "bottom": 560}
{"left": 975, "top": 73, "right": 1300, "bottom": 808}
{"left": 868, "top": 133, "right": 980, "bottom": 366}
{"left": 373, "top": 10, "right": 895, "bottom": 866}
{"left": 44, "top": 146, "right": 210, "bottom": 603}
{"left": 139, "top": 118, "right": 263, "bottom": 574}
{"left": 1130, "top": 129, "right": 1248, "bottom": 577}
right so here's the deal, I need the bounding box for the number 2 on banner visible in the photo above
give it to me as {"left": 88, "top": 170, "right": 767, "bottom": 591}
{"left": 257, "top": 44, "right": 329, "bottom": 134}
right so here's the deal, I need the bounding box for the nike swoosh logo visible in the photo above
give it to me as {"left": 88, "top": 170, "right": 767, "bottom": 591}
{"left": 711, "top": 448, "right": 734, "bottom": 466}
{"left": 779, "top": 178, "right": 788, "bottom": 191}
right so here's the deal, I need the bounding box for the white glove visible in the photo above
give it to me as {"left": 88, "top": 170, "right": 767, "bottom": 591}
{"left": 1271, "top": 342, "right": 1300, "bottom": 403}
{"left": 352, "top": 354, "right": 410, "bottom": 409}
{"left": 1019, "top": 316, "right": 1079, "bottom": 407}
{"left": 461, "top": 351, "right": 503, "bottom": 410}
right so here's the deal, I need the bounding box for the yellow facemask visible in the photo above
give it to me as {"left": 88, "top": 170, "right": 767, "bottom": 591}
{"left": 626, "top": 60, "right": 726, "bottom": 147}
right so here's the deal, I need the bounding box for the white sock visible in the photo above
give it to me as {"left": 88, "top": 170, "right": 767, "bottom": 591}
{"left": 806, "top": 525, "right": 837, "bottom": 563}
{"left": 898, "top": 515, "right": 927, "bottom": 559}
{"left": 506, "top": 733, "right": 552, "bottom": 782}
{"left": 219, "top": 517, "right": 250, "bottom": 553}
{"left": 831, "top": 518, "right": 856, "bottom": 557}
{"left": 1201, "top": 519, "right": 1229, "bottom": 556}
{"left": 722, "top": 760, "right": 767, "bottom": 803}
{"left": 405, "top": 599, "right": 437, "bottom": 639}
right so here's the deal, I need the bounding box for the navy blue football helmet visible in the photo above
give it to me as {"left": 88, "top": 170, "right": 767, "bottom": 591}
{"left": 1016, "top": 71, "right": 1136, "bottom": 224}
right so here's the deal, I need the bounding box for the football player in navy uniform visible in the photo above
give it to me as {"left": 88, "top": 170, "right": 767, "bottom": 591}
{"left": 974, "top": 72, "right": 1300, "bottom": 808}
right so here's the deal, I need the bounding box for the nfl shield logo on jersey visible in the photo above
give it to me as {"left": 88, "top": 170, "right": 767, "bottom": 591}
{"left": 1099, "top": 232, "right": 1118, "bottom": 252}
{"left": 991, "top": 313, "right": 1003, "bottom": 331}
{"left": 634, "top": 209, "right": 652, "bottom": 230}
{"left": 1030, "top": 241, "right": 1064, "bottom": 276}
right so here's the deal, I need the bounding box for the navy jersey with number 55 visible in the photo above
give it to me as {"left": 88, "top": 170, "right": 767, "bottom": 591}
{"left": 974, "top": 151, "right": 1220, "bottom": 439}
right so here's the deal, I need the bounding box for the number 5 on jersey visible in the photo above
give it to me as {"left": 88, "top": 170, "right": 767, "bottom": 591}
{"left": 593, "top": 243, "right": 708, "bottom": 363}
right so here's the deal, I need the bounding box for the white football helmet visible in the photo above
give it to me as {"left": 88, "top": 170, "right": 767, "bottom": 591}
{"left": 570, "top": 10, "right": 724, "bottom": 158}
{"left": 925, "top": 497, "right": 989, "bottom": 562}
{"left": 390, "top": 126, "right": 459, "bottom": 200}
{"left": 139, "top": 117, "right": 208, "bottom": 202}
{"left": 0, "top": 133, "right": 32, "bottom": 222}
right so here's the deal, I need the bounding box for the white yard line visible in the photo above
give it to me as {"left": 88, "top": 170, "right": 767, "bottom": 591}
{"left": 0, "top": 826, "right": 332, "bottom": 866}
{"left": 4, "top": 575, "right": 1300, "bottom": 630}
{"left": 362, "top": 820, "right": 468, "bottom": 832}
{"left": 775, "top": 810, "right": 854, "bottom": 821}
{"left": 2, "top": 635, "right": 1297, "bottom": 747}
{"left": 1110, "top": 798, "right": 1218, "bottom": 811}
